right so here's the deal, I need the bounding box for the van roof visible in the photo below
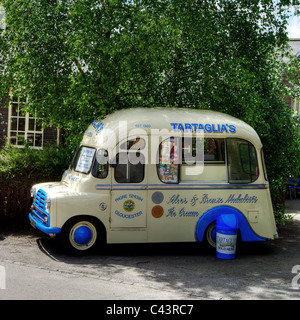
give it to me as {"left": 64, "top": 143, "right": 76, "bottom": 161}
{"left": 82, "top": 107, "right": 262, "bottom": 148}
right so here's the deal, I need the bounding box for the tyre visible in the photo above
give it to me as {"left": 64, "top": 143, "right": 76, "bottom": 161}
{"left": 60, "top": 217, "right": 104, "bottom": 255}
{"left": 204, "top": 222, "right": 217, "bottom": 249}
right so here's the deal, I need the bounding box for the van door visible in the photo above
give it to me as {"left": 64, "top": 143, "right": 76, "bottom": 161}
{"left": 111, "top": 152, "right": 147, "bottom": 228}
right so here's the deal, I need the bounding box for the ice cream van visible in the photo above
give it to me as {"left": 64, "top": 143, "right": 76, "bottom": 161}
{"left": 29, "top": 108, "right": 278, "bottom": 254}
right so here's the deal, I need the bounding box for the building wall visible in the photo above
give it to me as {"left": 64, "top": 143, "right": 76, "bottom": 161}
{"left": 288, "top": 38, "right": 300, "bottom": 57}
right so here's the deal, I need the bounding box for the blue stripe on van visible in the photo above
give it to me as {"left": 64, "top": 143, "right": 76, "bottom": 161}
{"left": 95, "top": 183, "right": 269, "bottom": 190}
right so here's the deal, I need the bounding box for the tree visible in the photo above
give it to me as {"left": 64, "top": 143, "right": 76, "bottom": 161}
{"left": 0, "top": 0, "right": 299, "bottom": 222}
{"left": 0, "top": 0, "right": 173, "bottom": 143}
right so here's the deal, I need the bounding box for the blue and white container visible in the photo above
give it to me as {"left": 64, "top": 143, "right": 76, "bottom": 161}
{"left": 216, "top": 214, "right": 238, "bottom": 260}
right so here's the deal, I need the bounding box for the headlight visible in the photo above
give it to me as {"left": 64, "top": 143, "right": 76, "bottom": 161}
{"left": 30, "top": 187, "right": 36, "bottom": 200}
{"left": 45, "top": 195, "right": 51, "bottom": 212}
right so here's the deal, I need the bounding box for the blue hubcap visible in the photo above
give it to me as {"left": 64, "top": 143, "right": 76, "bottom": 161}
{"left": 74, "top": 226, "right": 92, "bottom": 245}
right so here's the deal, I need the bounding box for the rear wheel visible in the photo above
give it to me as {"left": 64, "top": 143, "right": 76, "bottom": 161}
{"left": 61, "top": 217, "right": 104, "bottom": 255}
{"left": 204, "top": 222, "right": 217, "bottom": 249}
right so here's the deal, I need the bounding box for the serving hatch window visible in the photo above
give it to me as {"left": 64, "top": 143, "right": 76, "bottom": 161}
{"left": 182, "top": 137, "right": 225, "bottom": 164}
{"left": 157, "top": 137, "right": 258, "bottom": 184}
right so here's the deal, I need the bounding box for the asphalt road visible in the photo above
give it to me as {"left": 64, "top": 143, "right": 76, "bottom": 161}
{"left": 0, "top": 199, "right": 300, "bottom": 301}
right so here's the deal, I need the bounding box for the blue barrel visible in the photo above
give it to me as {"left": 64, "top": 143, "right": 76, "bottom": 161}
{"left": 216, "top": 214, "right": 238, "bottom": 260}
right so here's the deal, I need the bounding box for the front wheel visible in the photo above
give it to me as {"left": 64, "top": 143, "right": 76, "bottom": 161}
{"left": 60, "top": 217, "right": 103, "bottom": 255}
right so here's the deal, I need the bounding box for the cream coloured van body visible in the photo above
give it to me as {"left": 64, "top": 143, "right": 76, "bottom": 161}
{"left": 29, "top": 108, "right": 278, "bottom": 254}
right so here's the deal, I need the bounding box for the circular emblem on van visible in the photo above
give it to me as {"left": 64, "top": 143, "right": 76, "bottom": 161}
{"left": 152, "top": 191, "right": 164, "bottom": 204}
{"left": 152, "top": 205, "right": 164, "bottom": 218}
{"left": 123, "top": 200, "right": 135, "bottom": 212}
{"left": 99, "top": 202, "right": 107, "bottom": 211}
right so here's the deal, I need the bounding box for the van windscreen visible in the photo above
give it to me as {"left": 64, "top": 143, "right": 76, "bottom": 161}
{"left": 73, "top": 146, "right": 96, "bottom": 174}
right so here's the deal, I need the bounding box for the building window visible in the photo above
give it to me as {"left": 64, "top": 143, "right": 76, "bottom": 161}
{"left": 292, "top": 97, "right": 300, "bottom": 114}
{"left": 8, "top": 97, "right": 44, "bottom": 148}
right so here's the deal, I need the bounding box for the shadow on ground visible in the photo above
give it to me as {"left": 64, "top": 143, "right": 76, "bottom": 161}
{"left": 34, "top": 215, "right": 300, "bottom": 299}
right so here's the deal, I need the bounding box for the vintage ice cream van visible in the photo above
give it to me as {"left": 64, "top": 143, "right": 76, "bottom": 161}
{"left": 29, "top": 108, "right": 278, "bottom": 254}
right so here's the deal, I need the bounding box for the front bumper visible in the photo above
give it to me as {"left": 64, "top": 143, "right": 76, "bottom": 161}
{"left": 29, "top": 212, "right": 61, "bottom": 235}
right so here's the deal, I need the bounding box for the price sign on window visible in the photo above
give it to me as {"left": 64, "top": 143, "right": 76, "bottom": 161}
{"left": 75, "top": 147, "right": 96, "bottom": 174}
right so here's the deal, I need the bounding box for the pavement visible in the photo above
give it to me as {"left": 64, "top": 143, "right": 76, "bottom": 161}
{"left": 0, "top": 199, "right": 299, "bottom": 300}
{"left": 285, "top": 198, "right": 300, "bottom": 217}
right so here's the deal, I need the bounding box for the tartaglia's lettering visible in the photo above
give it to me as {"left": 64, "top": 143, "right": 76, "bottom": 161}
{"left": 170, "top": 122, "right": 236, "bottom": 133}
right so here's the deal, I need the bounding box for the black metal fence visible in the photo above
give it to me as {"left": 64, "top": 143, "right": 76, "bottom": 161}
{"left": 0, "top": 185, "right": 31, "bottom": 231}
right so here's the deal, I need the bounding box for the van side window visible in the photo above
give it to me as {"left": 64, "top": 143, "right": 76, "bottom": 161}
{"left": 120, "top": 137, "right": 145, "bottom": 150}
{"left": 227, "top": 139, "right": 259, "bottom": 183}
{"left": 261, "top": 148, "right": 268, "bottom": 181}
{"left": 114, "top": 152, "right": 145, "bottom": 183}
{"left": 92, "top": 149, "right": 108, "bottom": 179}
{"left": 158, "top": 137, "right": 179, "bottom": 184}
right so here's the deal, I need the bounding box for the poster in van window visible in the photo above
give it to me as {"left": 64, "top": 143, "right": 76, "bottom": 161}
{"left": 160, "top": 138, "right": 179, "bottom": 164}
{"left": 159, "top": 164, "right": 178, "bottom": 183}
{"left": 159, "top": 138, "right": 179, "bottom": 183}
{"left": 75, "top": 147, "right": 96, "bottom": 173}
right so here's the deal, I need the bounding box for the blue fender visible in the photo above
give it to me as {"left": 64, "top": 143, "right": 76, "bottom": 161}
{"left": 195, "top": 206, "right": 266, "bottom": 242}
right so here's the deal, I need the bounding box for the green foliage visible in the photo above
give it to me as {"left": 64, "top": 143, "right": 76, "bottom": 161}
{"left": 0, "top": 142, "right": 73, "bottom": 187}
{"left": 0, "top": 0, "right": 299, "bottom": 224}
{"left": 0, "top": 0, "right": 297, "bottom": 141}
